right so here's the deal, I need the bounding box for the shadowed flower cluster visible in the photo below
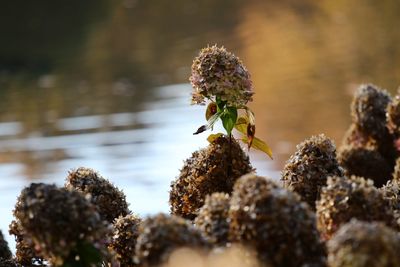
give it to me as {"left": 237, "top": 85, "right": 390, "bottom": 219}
{"left": 229, "top": 174, "right": 326, "bottom": 267}
{"left": 12, "top": 183, "right": 112, "bottom": 266}
{"left": 316, "top": 176, "right": 396, "bottom": 239}
{"left": 327, "top": 220, "right": 400, "bottom": 267}
{"left": 190, "top": 45, "right": 253, "bottom": 107}
{"left": 134, "top": 213, "right": 209, "bottom": 267}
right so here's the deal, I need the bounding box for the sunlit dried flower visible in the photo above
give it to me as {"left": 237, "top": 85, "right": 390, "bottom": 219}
{"left": 194, "top": 192, "right": 230, "bottom": 246}
{"left": 281, "top": 134, "right": 343, "bottom": 209}
{"left": 134, "top": 213, "right": 209, "bottom": 267}
{"left": 110, "top": 214, "right": 141, "bottom": 266}
{"left": 65, "top": 167, "right": 130, "bottom": 223}
{"left": 316, "top": 176, "right": 396, "bottom": 240}
{"left": 169, "top": 135, "right": 253, "bottom": 220}
{"left": 229, "top": 174, "right": 326, "bottom": 267}
{"left": 13, "top": 183, "right": 112, "bottom": 266}
{"left": 190, "top": 45, "right": 253, "bottom": 107}
{"left": 327, "top": 219, "right": 400, "bottom": 267}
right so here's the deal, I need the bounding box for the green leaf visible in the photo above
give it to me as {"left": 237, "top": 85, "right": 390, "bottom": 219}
{"left": 220, "top": 107, "right": 237, "bottom": 135}
{"left": 207, "top": 133, "right": 224, "bottom": 143}
{"left": 241, "top": 136, "right": 273, "bottom": 159}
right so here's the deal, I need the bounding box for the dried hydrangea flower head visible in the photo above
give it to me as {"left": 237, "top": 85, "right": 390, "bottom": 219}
{"left": 194, "top": 192, "right": 231, "bottom": 246}
{"left": 169, "top": 135, "right": 253, "bottom": 220}
{"left": 338, "top": 145, "right": 392, "bottom": 187}
{"left": 65, "top": 167, "right": 130, "bottom": 223}
{"left": 386, "top": 93, "right": 400, "bottom": 138}
{"left": 109, "top": 214, "right": 141, "bottom": 266}
{"left": 190, "top": 45, "right": 253, "bottom": 107}
{"left": 134, "top": 213, "right": 209, "bottom": 267}
{"left": 327, "top": 219, "right": 400, "bottom": 267}
{"left": 281, "top": 134, "right": 343, "bottom": 209}
{"left": 316, "top": 176, "right": 396, "bottom": 240}
{"left": 8, "top": 220, "right": 44, "bottom": 266}
{"left": 351, "top": 84, "right": 391, "bottom": 140}
{"left": 13, "top": 183, "right": 112, "bottom": 266}
{"left": 229, "top": 174, "right": 326, "bottom": 267}
{"left": 0, "top": 230, "right": 12, "bottom": 261}
{"left": 0, "top": 258, "right": 20, "bottom": 267}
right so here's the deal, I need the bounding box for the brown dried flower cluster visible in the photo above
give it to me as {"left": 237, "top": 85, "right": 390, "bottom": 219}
{"left": 351, "top": 84, "right": 391, "bottom": 140}
{"left": 327, "top": 220, "right": 400, "bottom": 267}
{"left": 194, "top": 193, "right": 230, "bottom": 246}
{"left": 134, "top": 213, "right": 209, "bottom": 267}
{"left": 316, "top": 176, "right": 395, "bottom": 239}
{"left": 109, "top": 214, "right": 141, "bottom": 267}
{"left": 8, "top": 220, "right": 44, "bottom": 266}
{"left": 12, "top": 183, "right": 111, "bottom": 266}
{"left": 281, "top": 134, "right": 343, "bottom": 209}
{"left": 0, "top": 230, "right": 12, "bottom": 262}
{"left": 65, "top": 167, "right": 130, "bottom": 223}
{"left": 229, "top": 174, "right": 326, "bottom": 267}
{"left": 338, "top": 146, "right": 391, "bottom": 187}
{"left": 386, "top": 94, "right": 400, "bottom": 138}
{"left": 339, "top": 84, "right": 397, "bottom": 185}
{"left": 190, "top": 45, "right": 253, "bottom": 107}
{"left": 169, "top": 135, "right": 253, "bottom": 220}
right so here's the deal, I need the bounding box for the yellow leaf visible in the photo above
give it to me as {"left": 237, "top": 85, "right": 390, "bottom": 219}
{"left": 242, "top": 136, "right": 273, "bottom": 159}
{"left": 207, "top": 133, "right": 224, "bottom": 143}
{"left": 235, "top": 116, "right": 248, "bottom": 134}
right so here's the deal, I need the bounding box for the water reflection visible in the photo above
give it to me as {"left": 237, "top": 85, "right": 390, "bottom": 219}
{"left": 1, "top": 0, "right": 400, "bottom": 250}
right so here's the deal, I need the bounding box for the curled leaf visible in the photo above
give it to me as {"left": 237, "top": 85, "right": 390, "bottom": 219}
{"left": 205, "top": 102, "right": 218, "bottom": 120}
{"left": 247, "top": 123, "right": 256, "bottom": 148}
{"left": 193, "top": 112, "right": 221, "bottom": 135}
{"left": 207, "top": 133, "right": 224, "bottom": 143}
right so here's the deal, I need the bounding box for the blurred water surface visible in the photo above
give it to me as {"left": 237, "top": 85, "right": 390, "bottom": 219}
{"left": 2, "top": 0, "right": 400, "bottom": 249}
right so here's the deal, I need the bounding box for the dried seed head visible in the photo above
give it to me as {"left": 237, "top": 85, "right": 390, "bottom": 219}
{"left": 393, "top": 158, "right": 400, "bottom": 182}
{"left": 0, "top": 230, "right": 12, "bottom": 261}
{"left": 169, "top": 135, "right": 253, "bottom": 220}
{"left": 281, "top": 134, "right": 343, "bottom": 209}
{"left": 134, "top": 213, "right": 209, "bottom": 267}
{"left": 387, "top": 94, "right": 400, "bottom": 138}
{"left": 8, "top": 220, "right": 43, "bottom": 266}
{"left": 13, "top": 183, "right": 111, "bottom": 266}
{"left": 338, "top": 146, "right": 392, "bottom": 187}
{"left": 327, "top": 219, "right": 400, "bottom": 267}
{"left": 194, "top": 193, "right": 231, "bottom": 246}
{"left": 380, "top": 180, "right": 400, "bottom": 214}
{"left": 110, "top": 214, "right": 141, "bottom": 266}
{"left": 0, "top": 258, "right": 20, "bottom": 267}
{"left": 351, "top": 84, "right": 391, "bottom": 140}
{"left": 316, "top": 176, "right": 396, "bottom": 239}
{"left": 65, "top": 167, "right": 130, "bottom": 223}
{"left": 229, "top": 174, "right": 326, "bottom": 267}
{"left": 190, "top": 45, "right": 253, "bottom": 107}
